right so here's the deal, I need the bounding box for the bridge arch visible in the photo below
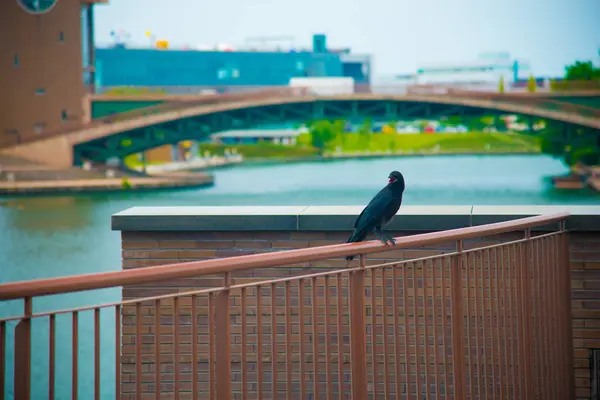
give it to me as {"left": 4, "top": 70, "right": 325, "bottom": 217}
{"left": 71, "top": 94, "right": 600, "bottom": 162}
{"left": 3, "top": 94, "right": 598, "bottom": 166}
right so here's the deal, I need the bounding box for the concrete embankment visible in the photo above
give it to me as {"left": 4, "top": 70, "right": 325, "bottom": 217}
{"left": 552, "top": 163, "right": 600, "bottom": 192}
{"left": 0, "top": 155, "right": 214, "bottom": 196}
{"left": 0, "top": 174, "right": 214, "bottom": 196}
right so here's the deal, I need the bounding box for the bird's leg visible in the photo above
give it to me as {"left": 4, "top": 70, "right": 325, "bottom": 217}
{"left": 374, "top": 229, "right": 395, "bottom": 246}
{"left": 382, "top": 231, "right": 396, "bottom": 246}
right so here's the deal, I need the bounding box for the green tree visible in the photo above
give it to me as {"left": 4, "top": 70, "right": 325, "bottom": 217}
{"left": 358, "top": 119, "right": 372, "bottom": 149}
{"left": 564, "top": 61, "right": 600, "bottom": 81}
{"left": 527, "top": 75, "right": 537, "bottom": 93}
{"left": 307, "top": 120, "right": 340, "bottom": 155}
{"left": 498, "top": 75, "right": 505, "bottom": 93}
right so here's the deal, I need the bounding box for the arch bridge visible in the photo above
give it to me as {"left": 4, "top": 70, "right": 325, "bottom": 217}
{"left": 2, "top": 88, "right": 600, "bottom": 167}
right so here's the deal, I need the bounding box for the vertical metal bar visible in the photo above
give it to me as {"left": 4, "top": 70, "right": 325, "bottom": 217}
{"left": 486, "top": 248, "right": 497, "bottom": 399}
{"left": 324, "top": 276, "right": 332, "bottom": 400}
{"left": 481, "top": 250, "right": 491, "bottom": 398}
{"left": 311, "top": 278, "right": 319, "bottom": 399}
{"left": 336, "top": 274, "right": 344, "bottom": 400}
{"left": 492, "top": 247, "right": 503, "bottom": 400}
{"left": 464, "top": 250, "right": 473, "bottom": 396}
{"left": 431, "top": 259, "right": 441, "bottom": 398}
{"left": 402, "top": 265, "right": 411, "bottom": 396}
{"left": 533, "top": 239, "right": 544, "bottom": 399}
{"left": 554, "top": 234, "right": 566, "bottom": 400}
{"left": 73, "top": 311, "right": 79, "bottom": 400}
{"left": 473, "top": 252, "right": 483, "bottom": 398}
{"left": 14, "top": 297, "right": 32, "bottom": 400}
{"left": 49, "top": 314, "right": 55, "bottom": 400}
{"left": 115, "top": 305, "right": 122, "bottom": 400}
{"left": 541, "top": 237, "right": 551, "bottom": 399}
{"left": 241, "top": 288, "right": 247, "bottom": 400}
{"left": 515, "top": 243, "right": 526, "bottom": 400}
{"left": 561, "top": 222, "right": 575, "bottom": 399}
{"left": 441, "top": 257, "right": 450, "bottom": 397}
{"left": 558, "top": 231, "right": 570, "bottom": 400}
{"left": 173, "top": 297, "right": 180, "bottom": 400}
{"left": 299, "top": 280, "right": 306, "bottom": 399}
{"left": 422, "top": 260, "right": 430, "bottom": 398}
{"left": 0, "top": 321, "right": 4, "bottom": 400}
{"left": 548, "top": 236, "right": 564, "bottom": 398}
{"left": 451, "top": 241, "right": 466, "bottom": 400}
{"left": 135, "top": 303, "right": 142, "bottom": 399}
{"left": 284, "top": 282, "right": 292, "bottom": 400}
{"left": 215, "top": 273, "right": 232, "bottom": 400}
{"left": 522, "top": 230, "right": 535, "bottom": 400}
{"left": 370, "top": 269, "right": 378, "bottom": 396}
{"left": 472, "top": 251, "right": 488, "bottom": 398}
{"left": 392, "top": 266, "right": 402, "bottom": 398}
{"left": 271, "top": 283, "right": 278, "bottom": 399}
{"left": 191, "top": 295, "right": 198, "bottom": 400}
{"left": 349, "top": 255, "right": 368, "bottom": 400}
{"left": 500, "top": 246, "right": 510, "bottom": 397}
{"left": 506, "top": 245, "right": 517, "bottom": 398}
{"left": 94, "top": 308, "right": 101, "bottom": 400}
{"left": 412, "top": 262, "right": 422, "bottom": 398}
{"left": 155, "top": 299, "right": 161, "bottom": 399}
{"left": 381, "top": 269, "right": 390, "bottom": 398}
{"left": 208, "top": 293, "right": 215, "bottom": 400}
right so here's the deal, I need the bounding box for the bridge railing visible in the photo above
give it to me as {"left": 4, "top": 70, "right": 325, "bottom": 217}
{"left": 0, "top": 87, "right": 308, "bottom": 149}
{"left": 0, "top": 212, "right": 574, "bottom": 399}
{"left": 441, "top": 88, "right": 600, "bottom": 119}
{"left": 2, "top": 84, "right": 597, "bottom": 150}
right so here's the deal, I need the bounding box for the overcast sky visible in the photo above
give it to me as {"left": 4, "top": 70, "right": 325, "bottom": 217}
{"left": 94, "top": 0, "right": 600, "bottom": 76}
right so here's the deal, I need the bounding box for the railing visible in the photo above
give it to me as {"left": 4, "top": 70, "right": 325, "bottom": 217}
{"left": 2, "top": 83, "right": 598, "bottom": 149}
{"left": 443, "top": 88, "right": 600, "bottom": 119}
{"left": 0, "top": 87, "right": 307, "bottom": 149}
{"left": 0, "top": 212, "right": 574, "bottom": 399}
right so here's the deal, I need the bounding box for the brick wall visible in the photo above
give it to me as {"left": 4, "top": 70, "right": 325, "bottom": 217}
{"left": 570, "top": 232, "right": 600, "bottom": 399}
{"left": 118, "top": 228, "right": 597, "bottom": 398}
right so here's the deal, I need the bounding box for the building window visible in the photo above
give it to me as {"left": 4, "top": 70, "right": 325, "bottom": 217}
{"left": 59, "top": 31, "right": 64, "bottom": 42}
{"left": 217, "top": 68, "right": 228, "bottom": 80}
{"left": 61, "top": 110, "right": 68, "bottom": 120}
{"left": 35, "top": 89, "right": 45, "bottom": 95}
{"left": 14, "top": 54, "right": 19, "bottom": 67}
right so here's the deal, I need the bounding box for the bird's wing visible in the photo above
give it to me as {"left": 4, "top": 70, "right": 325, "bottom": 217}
{"left": 354, "top": 188, "right": 394, "bottom": 229}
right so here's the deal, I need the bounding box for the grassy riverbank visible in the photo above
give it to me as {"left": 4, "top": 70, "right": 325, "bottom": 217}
{"left": 125, "top": 132, "right": 540, "bottom": 168}
{"left": 202, "top": 132, "right": 540, "bottom": 158}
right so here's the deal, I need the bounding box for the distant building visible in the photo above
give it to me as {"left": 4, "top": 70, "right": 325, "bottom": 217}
{"left": 394, "top": 53, "right": 533, "bottom": 89}
{"left": 211, "top": 129, "right": 301, "bottom": 146}
{"left": 95, "top": 34, "right": 372, "bottom": 92}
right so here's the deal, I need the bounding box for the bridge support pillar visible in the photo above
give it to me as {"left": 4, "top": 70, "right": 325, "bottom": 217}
{"left": 0, "top": 136, "right": 74, "bottom": 168}
{"left": 190, "top": 141, "right": 200, "bottom": 160}
{"left": 171, "top": 144, "right": 179, "bottom": 162}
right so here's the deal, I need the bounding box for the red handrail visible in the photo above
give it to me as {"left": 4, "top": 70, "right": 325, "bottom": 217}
{"left": 0, "top": 212, "right": 569, "bottom": 300}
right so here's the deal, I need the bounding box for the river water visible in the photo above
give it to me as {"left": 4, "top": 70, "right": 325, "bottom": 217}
{"left": 0, "top": 154, "right": 598, "bottom": 398}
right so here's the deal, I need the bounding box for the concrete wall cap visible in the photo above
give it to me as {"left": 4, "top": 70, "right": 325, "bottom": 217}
{"left": 111, "top": 205, "right": 600, "bottom": 232}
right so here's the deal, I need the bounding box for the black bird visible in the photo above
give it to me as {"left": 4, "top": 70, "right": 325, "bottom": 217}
{"left": 346, "top": 171, "right": 405, "bottom": 261}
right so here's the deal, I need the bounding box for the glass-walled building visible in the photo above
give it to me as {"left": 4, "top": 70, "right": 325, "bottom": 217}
{"left": 94, "top": 34, "right": 372, "bottom": 93}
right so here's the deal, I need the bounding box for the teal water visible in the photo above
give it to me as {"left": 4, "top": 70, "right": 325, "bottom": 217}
{"left": 0, "top": 154, "right": 598, "bottom": 398}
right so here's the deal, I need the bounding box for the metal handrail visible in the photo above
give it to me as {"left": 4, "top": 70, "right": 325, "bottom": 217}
{"left": 0, "top": 211, "right": 569, "bottom": 301}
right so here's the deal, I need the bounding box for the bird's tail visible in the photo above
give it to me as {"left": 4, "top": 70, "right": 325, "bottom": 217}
{"left": 345, "top": 228, "right": 368, "bottom": 261}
